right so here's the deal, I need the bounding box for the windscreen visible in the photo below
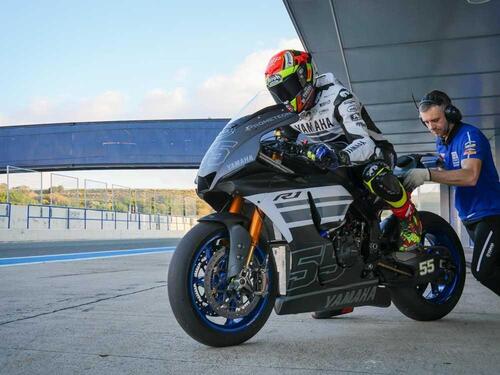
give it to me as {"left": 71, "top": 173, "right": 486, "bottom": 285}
{"left": 226, "top": 90, "right": 277, "bottom": 126}
{"left": 197, "top": 91, "right": 298, "bottom": 189}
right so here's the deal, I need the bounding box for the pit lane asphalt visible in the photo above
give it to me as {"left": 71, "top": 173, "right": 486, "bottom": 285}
{"left": 0, "top": 239, "right": 179, "bottom": 258}
{"left": 0, "top": 240, "right": 499, "bottom": 375}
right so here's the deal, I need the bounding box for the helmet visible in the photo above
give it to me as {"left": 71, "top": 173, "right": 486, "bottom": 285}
{"left": 265, "top": 50, "right": 315, "bottom": 113}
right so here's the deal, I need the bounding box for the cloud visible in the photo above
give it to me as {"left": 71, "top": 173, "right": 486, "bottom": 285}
{"left": 173, "top": 67, "right": 191, "bottom": 83}
{"left": 0, "top": 112, "right": 10, "bottom": 126}
{"left": 193, "top": 37, "right": 304, "bottom": 118}
{"left": 3, "top": 91, "right": 126, "bottom": 125}
{"left": 139, "top": 87, "right": 188, "bottom": 119}
{"left": 194, "top": 50, "right": 272, "bottom": 117}
{"left": 76, "top": 91, "right": 126, "bottom": 121}
{"left": 277, "top": 37, "right": 304, "bottom": 51}
{"left": 28, "top": 98, "right": 55, "bottom": 117}
{"left": 2, "top": 37, "right": 304, "bottom": 125}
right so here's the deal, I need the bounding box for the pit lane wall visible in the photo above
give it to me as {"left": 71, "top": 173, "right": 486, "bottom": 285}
{"left": 0, "top": 203, "right": 194, "bottom": 242}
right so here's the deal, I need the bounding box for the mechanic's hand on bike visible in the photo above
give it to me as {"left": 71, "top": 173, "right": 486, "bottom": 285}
{"left": 403, "top": 168, "right": 430, "bottom": 191}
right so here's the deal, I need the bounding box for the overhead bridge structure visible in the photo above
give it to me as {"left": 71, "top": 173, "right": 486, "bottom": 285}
{"left": 0, "top": 119, "right": 228, "bottom": 172}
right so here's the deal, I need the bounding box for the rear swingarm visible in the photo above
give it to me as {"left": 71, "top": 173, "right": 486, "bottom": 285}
{"left": 377, "top": 246, "right": 455, "bottom": 286}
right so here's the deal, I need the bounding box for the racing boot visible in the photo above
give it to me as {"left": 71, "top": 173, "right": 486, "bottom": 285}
{"left": 311, "top": 307, "right": 354, "bottom": 319}
{"left": 391, "top": 199, "right": 422, "bottom": 252}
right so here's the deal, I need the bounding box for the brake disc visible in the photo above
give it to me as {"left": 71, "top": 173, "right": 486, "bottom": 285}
{"left": 204, "top": 249, "right": 264, "bottom": 319}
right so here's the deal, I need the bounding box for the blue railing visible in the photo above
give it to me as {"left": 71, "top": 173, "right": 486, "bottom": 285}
{"left": 0, "top": 202, "right": 11, "bottom": 229}
{"left": 25, "top": 204, "right": 170, "bottom": 230}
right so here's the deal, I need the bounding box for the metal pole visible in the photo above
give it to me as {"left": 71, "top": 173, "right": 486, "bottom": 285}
{"left": 77, "top": 178, "right": 80, "bottom": 208}
{"left": 40, "top": 170, "right": 43, "bottom": 204}
{"left": 6, "top": 166, "right": 10, "bottom": 203}
{"left": 84, "top": 179, "right": 87, "bottom": 208}
{"left": 105, "top": 183, "right": 109, "bottom": 211}
{"left": 50, "top": 173, "right": 53, "bottom": 205}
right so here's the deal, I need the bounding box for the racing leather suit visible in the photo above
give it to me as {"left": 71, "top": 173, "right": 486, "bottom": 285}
{"left": 288, "top": 73, "right": 391, "bottom": 165}
{"left": 281, "top": 73, "right": 421, "bottom": 251}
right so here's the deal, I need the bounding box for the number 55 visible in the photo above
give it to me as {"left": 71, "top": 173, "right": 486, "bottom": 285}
{"left": 419, "top": 259, "right": 435, "bottom": 276}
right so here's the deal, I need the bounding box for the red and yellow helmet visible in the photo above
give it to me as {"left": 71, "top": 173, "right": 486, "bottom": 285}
{"left": 265, "top": 50, "right": 315, "bottom": 112}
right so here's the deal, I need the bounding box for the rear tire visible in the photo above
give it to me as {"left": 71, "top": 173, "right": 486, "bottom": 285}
{"left": 390, "top": 211, "right": 465, "bottom": 321}
{"left": 168, "top": 222, "right": 278, "bottom": 347}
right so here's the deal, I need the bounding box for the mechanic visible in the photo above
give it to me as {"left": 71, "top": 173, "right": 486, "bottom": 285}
{"left": 265, "top": 49, "right": 422, "bottom": 318}
{"left": 404, "top": 90, "right": 500, "bottom": 296}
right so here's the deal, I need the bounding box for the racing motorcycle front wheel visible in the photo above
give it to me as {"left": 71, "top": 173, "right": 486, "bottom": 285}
{"left": 389, "top": 211, "right": 466, "bottom": 321}
{"left": 167, "top": 222, "right": 278, "bottom": 347}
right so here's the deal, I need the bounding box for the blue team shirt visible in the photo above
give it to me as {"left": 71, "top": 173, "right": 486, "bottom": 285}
{"left": 436, "top": 122, "right": 500, "bottom": 223}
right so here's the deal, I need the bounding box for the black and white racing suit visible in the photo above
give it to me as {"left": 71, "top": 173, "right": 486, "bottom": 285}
{"left": 283, "top": 73, "right": 409, "bottom": 210}
{"left": 290, "top": 73, "right": 391, "bottom": 165}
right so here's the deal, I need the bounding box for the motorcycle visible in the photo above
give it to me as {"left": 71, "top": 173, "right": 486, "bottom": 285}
{"left": 167, "top": 91, "right": 465, "bottom": 347}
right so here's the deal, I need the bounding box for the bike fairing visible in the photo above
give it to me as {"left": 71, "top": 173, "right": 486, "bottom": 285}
{"left": 436, "top": 122, "right": 500, "bottom": 223}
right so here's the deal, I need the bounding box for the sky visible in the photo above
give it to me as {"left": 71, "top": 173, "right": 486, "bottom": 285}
{"left": 0, "top": 0, "right": 302, "bottom": 189}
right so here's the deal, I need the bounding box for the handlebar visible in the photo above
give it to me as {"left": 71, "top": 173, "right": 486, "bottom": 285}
{"left": 261, "top": 138, "right": 307, "bottom": 157}
{"left": 260, "top": 139, "right": 320, "bottom": 173}
{"left": 260, "top": 138, "right": 342, "bottom": 172}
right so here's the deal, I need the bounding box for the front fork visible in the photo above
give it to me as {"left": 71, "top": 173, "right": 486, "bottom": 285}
{"left": 228, "top": 195, "right": 264, "bottom": 269}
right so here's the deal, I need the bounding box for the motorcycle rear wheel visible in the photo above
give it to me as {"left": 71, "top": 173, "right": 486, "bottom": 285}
{"left": 390, "top": 211, "right": 466, "bottom": 321}
{"left": 168, "top": 222, "right": 277, "bottom": 347}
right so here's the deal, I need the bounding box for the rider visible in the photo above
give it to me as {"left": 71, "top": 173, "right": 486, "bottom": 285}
{"left": 265, "top": 49, "right": 422, "bottom": 318}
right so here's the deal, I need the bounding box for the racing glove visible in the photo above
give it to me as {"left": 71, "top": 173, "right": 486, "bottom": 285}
{"left": 307, "top": 143, "right": 339, "bottom": 168}
{"left": 403, "top": 168, "right": 430, "bottom": 191}
{"left": 337, "top": 150, "right": 350, "bottom": 166}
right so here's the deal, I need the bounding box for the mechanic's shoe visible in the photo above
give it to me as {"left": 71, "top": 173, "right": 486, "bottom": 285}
{"left": 311, "top": 307, "right": 354, "bottom": 319}
{"left": 398, "top": 210, "right": 422, "bottom": 252}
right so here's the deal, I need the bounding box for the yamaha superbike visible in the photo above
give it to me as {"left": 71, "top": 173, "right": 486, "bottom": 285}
{"left": 167, "top": 92, "right": 465, "bottom": 347}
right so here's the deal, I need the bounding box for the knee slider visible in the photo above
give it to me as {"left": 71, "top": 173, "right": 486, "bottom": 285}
{"left": 362, "top": 161, "right": 390, "bottom": 182}
{"left": 373, "top": 173, "right": 404, "bottom": 201}
{"left": 363, "top": 162, "right": 403, "bottom": 202}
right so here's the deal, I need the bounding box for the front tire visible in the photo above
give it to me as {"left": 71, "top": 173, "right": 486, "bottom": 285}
{"left": 168, "top": 222, "right": 277, "bottom": 347}
{"left": 390, "top": 211, "right": 466, "bottom": 321}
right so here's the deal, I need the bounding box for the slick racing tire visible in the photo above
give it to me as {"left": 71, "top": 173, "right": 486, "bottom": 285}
{"left": 168, "top": 222, "right": 278, "bottom": 347}
{"left": 390, "top": 211, "right": 466, "bottom": 321}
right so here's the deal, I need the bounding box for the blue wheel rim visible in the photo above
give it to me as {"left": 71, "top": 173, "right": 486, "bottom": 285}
{"left": 418, "top": 229, "right": 463, "bottom": 304}
{"left": 188, "top": 230, "right": 272, "bottom": 333}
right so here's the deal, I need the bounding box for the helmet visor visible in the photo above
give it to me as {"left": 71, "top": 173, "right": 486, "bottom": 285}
{"left": 268, "top": 73, "right": 303, "bottom": 103}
